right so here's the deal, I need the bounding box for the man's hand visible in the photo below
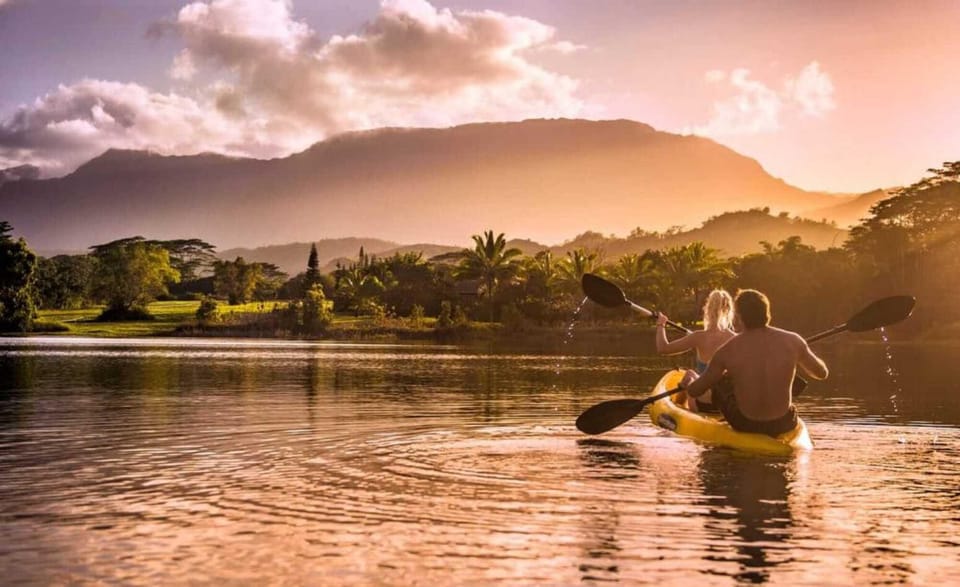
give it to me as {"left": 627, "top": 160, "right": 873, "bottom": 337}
{"left": 680, "top": 369, "right": 699, "bottom": 389}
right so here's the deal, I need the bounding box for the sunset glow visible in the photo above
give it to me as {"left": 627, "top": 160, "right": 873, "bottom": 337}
{"left": 2, "top": 0, "right": 958, "bottom": 191}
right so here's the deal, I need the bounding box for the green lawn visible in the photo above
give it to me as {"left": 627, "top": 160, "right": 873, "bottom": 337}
{"left": 38, "top": 300, "right": 286, "bottom": 337}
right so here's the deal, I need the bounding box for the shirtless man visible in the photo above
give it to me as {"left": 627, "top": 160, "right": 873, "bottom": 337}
{"left": 680, "top": 289, "right": 829, "bottom": 437}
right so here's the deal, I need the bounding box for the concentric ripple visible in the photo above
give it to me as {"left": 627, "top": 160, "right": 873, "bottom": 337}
{"left": 1, "top": 337, "right": 959, "bottom": 585}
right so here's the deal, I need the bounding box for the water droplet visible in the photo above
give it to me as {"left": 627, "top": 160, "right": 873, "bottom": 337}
{"left": 879, "top": 327, "right": 903, "bottom": 415}
{"left": 553, "top": 296, "right": 590, "bottom": 383}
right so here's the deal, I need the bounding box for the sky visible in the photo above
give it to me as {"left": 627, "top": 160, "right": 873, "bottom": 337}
{"left": 0, "top": 0, "right": 957, "bottom": 192}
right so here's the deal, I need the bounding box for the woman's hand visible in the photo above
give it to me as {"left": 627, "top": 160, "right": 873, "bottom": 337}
{"left": 656, "top": 312, "right": 669, "bottom": 327}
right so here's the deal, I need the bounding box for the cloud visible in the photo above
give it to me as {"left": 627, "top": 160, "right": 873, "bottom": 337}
{"left": 537, "top": 40, "right": 587, "bottom": 55}
{"left": 0, "top": 0, "right": 583, "bottom": 176}
{"left": 688, "top": 61, "right": 835, "bottom": 137}
{"left": 785, "top": 61, "right": 835, "bottom": 117}
{"left": 0, "top": 79, "right": 261, "bottom": 176}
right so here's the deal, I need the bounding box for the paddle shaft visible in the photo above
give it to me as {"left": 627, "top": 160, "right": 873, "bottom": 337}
{"left": 626, "top": 301, "right": 690, "bottom": 334}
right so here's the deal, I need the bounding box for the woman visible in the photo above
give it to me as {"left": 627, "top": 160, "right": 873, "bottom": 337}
{"left": 655, "top": 289, "right": 736, "bottom": 411}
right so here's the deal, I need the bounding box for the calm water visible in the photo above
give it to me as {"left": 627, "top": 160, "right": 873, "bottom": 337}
{"left": 1, "top": 336, "right": 959, "bottom": 586}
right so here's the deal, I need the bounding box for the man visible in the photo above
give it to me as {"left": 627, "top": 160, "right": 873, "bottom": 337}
{"left": 680, "top": 289, "right": 829, "bottom": 437}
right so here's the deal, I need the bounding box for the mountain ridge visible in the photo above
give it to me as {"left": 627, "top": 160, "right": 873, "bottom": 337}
{"left": 2, "top": 118, "right": 866, "bottom": 251}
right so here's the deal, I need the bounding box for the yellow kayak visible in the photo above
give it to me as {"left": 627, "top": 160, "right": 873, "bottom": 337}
{"left": 647, "top": 370, "right": 813, "bottom": 456}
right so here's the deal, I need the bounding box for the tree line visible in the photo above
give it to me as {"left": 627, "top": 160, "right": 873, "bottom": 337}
{"left": 2, "top": 161, "right": 957, "bottom": 338}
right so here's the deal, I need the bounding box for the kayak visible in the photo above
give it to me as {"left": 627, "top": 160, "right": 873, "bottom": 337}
{"left": 647, "top": 369, "right": 813, "bottom": 456}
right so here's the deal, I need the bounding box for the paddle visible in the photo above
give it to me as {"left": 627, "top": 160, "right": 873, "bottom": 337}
{"left": 576, "top": 280, "right": 916, "bottom": 435}
{"left": 582, "top": 273, "right": 690, "bottom": 334}
{"left": 806, "top": 295, "right": 916, "bottom": 343}
{"left": 576, "top": 391, "right": 679, "bottom": 435}
{"left": 583, "top": 272, "right": 810, "bottom": 395}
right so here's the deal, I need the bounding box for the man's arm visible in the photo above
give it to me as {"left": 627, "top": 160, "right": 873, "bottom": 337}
{"left": 796, "top": 337, "right": 829, "bottom": 380}
{"left": 683, "top": 347, "right": 727, "bottom": 398}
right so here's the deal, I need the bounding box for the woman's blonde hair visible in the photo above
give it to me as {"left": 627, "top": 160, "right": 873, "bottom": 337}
{"left": 703, "top": 289, "right": 734, "bottom": 331}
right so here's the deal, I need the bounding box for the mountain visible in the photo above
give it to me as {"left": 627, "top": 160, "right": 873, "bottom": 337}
{"left": 1, "top": 118, "right": 856, "bottom": 251}
{"left": 549, "top": 209, "right": 848, "bottom": 259}
{"left": 804, "top": 188, "right": 892, "bottom": 227}
{"left": 0, "top": 164, "right": 41, "bottom": 187}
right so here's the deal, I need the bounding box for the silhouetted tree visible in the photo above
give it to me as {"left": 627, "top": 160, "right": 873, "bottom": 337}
{"left": 455, "top": 230, "right": 522, "bottom": 321}
{"left": 0, "top": 222, "right": 39, "bottom": 331}
{"left": 305, "top": 243, "right": 320, "bottom": 291}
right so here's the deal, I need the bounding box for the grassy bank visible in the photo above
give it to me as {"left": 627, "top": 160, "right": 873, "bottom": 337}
{"left": 37, "top": 301, "right": 285, "bottom": 337}
{"left": 32, "top": 300, "right": 661, "bottom": 352}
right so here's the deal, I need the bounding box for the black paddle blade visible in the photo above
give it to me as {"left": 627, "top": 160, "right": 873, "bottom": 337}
{"left": 581, "top": 273, "right": 627, "bottom": 308}
{"left": 846, "top": 295, "right": 916, "bottom": 332}
{"left": 576, "top": 398, "right": 646, "bottom": 435}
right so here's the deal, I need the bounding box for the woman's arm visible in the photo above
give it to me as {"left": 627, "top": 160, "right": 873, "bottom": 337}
{"left": 655, "top": 313, "right": 698, "bottom": 355}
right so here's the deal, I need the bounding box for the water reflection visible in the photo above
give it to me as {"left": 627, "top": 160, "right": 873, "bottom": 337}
{"left": 575, "top": 439, "right": 640, "bottom": 583}
{"left": 1, "top": 337, "right": 959, "bottom": 585}
{"left": 697, "top": 449, "right": 796, "bottom": 584}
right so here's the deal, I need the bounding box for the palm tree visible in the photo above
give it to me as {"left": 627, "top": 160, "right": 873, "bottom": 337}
{"left": 651, "top": 242, "right": 732, "bottom": 318}
{"left": 523, "top": 250, "right": 559, "bottom": 297}
{"left": 556, "top": 248, "right": 602, "bottom": 296}
{"left": 456, "top": 230, "right": 523, "bottom": 321}
{"left": 335, "top": 265, "right": 385, "bottom": 316}
{"left": 610, "top": 252, "right": 658, "bottom": 305}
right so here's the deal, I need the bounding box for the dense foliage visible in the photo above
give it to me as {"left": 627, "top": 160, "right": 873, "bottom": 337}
{"left": 0, "top": 221, "right": 39, "bottom": 331}
{"left": 3, "top": 161, "right": 957, "bottom": 337}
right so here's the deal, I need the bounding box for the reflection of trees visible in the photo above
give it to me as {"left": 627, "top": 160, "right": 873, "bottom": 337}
{"left": 574, "top": 438, "right": 641, "bottom": 584}
{"left": 697, "top": 449, "right": 795, "bottom": 584}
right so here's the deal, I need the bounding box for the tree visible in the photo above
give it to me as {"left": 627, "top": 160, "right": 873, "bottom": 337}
{"left": 89, "top": 237, "right": 180, "bottom": 317}
{"left": 212, "top": 257, "right": 264, "bottom": 305}
{"left": 156, "top": 239, "right": 217, "bottom": 282}
{"left": 649, "top": 242, "right": 732, "bottom": 319}
{"left": 305, "top": 243, "right": 321, "bottom": 290}
{"left": 735, "top": 237, "right": 858, "bottom": 331}
{"left": 334, "top": 265, "right": 385, "bottom": 316}
{"left": 609, "top": 252, "right": 659, "bottom": 308}
{"left": 556, "top": 248, "right": 602, "bottom": 295}
{"left": 455, "top": 230, "right": 522, "bottom": 321}
{"left": 301, "top": 284, "right": 333, "bottom": 332}
{"left": 847, "top": 161, "right": 960, "bottom": 332}
{"left": 35, "top": 254, "right": 95, "bottom": 309}
{"left": 0, "top": 222, "right": 39, "bottom": 331}
{"left": 253, "top": 263, "right": 287, "bottom": 301}
{"left": 378, "top": 252, "right": 439, "bottom": 316}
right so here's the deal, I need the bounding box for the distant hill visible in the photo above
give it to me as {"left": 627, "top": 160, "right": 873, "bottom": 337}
{"left": 220, "top": 238, "right": 401, "bottom": 277}
{"left": 0, "top": 164, "right": 40, "bottom": 187}
{"left": 1, "top": 118, "right": 859, "bottom": 251}
{"left": 549, "top": 209, "right": 847, "bottom": 259}
{"left": 222, "top": 238, "right": 536, "bottom": 276}
{"left": 804, "top": 188, "right": 892, "bottom": 227}
{"left": 221, "top": 209, "right": 847, "bottom": 276}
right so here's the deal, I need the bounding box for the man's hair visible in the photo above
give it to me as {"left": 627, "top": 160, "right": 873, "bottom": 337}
{"left": 735, "top": 289, "right": 770, "bottom": 329}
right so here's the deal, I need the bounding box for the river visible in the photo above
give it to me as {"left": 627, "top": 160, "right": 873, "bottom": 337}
{"left": 1, "top": 336, "right": 958, "bottom": 585}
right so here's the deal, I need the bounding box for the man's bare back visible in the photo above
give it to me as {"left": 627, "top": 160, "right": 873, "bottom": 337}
{"left": 682, "top": 289, "right": 829, "bottom": 430}
{"left": 707, "top": 326, "right": 827, "bottom": 420}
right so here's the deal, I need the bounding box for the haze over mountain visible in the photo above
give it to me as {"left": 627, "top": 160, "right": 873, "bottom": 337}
{"left": 1, "top": 118, "right": 870, "bottom": 252}
{"left": 219, "top": 209, "right": 845, "bottom": 278}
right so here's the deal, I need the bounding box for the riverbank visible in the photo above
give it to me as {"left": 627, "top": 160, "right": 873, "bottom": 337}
{"left": 28, "top": 300, "right": 664, "bottom": 352}
{"left": 23, "top": 300, "right": 948, "bottom": 351}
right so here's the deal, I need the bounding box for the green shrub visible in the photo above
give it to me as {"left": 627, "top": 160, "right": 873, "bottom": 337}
{"left": 302, "top": 285, "right": 332, "bottom": 332}
{"left": 409, "top": 304, "right": 425, "bottom": 328}
{"left": 196, "top": 296, "right": 221, "bottom": 323}
{"left": 437, "top": 300, "right": 453, "bottom": 328}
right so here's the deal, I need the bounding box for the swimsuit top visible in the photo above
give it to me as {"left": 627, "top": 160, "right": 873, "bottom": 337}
{"left": 695, "top": 358, "right": 709, "bottom": 374}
